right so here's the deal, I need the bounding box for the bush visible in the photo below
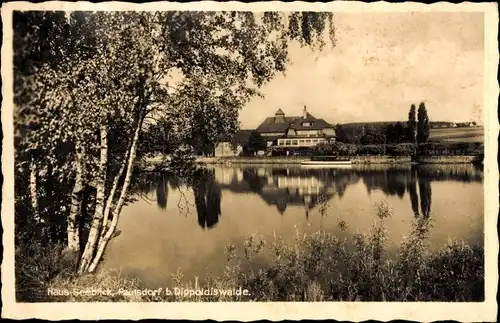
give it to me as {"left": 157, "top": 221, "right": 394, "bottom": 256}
{"left": 417, "top": 142, "right": 483, "bottom": 156}
{"left": 16, "top": 203, "right": 484, "bottom": 302}
{"left": 16, "top": 242, "right": 75, "bottom": 302}
{"left": 202, "top": 203, "right": 484, "bottom": 302}
{"left": 16, "top": 240, "right": 150, "bottom": 302}
{"left": 388, "top": 143, "right": 417, "bottom": 156}
{"left": 358, "top": 144, "right": 385, "bottom": 155}
{"left": 167, "top": 145, "right": 200, "bottom": 178}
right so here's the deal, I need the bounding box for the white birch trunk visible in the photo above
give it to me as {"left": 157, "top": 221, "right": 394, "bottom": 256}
{"left": 100, "top": 129, "right": 135, "bottom": 236}
{"left": 29, "top": 160, "right": 39, "bottom": 222}
{"left": 78, "top": 124, "right": 108, "bottom": 273}
{"left": 101, "top": 157, "right": 127, "bottom": 236}
{"left": 66, "top": 144, "right": 85, "bottom": 252}
{"left": 87, "top": 113, "right": 144, "bottom": 273}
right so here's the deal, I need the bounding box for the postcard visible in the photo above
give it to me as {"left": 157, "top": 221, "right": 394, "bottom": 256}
{"left": 1, "top": 1, "right": 498, "bottom": 321}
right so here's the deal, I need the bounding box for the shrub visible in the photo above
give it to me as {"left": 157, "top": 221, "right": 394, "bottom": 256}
{"left": 202, "top": 203, "right": 484, "bottom": 302}
{"left": 358, "top": 144, "right": 385, "bottom": 155}
{"left": 392, "top": 143, "right": 417, "bottom": 156}
{"left": 15, "top": 241, "right": 74, "bottom": 302}
{"left": 16, "top": 204, "right": 484, "bottom": 303}
{"left": 417, "top": 142, "right": 483, "bottom": 156}
{"left": 16, "top": 240, "right": 149, "bottom": 302}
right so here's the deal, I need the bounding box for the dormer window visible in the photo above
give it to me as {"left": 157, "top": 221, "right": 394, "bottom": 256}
{"left": 302, "top": 122, "right": 312, "bottom": 127}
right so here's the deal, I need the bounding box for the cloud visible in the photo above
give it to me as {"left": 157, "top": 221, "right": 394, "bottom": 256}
{"left": 239, "top": 12, "right": 484, "bottom": 128}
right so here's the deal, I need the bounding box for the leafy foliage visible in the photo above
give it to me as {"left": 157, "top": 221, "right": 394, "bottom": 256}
{"left": 334, "top": 124, "right": 348, "bottom": 143}
{"left": 14, "top": 10, "right": 337, "bottom": 275}
{"left": 407, "top": 104, "right": 417, "bottom": 143}
{"left": 385, "top": 122, "right": 407, "bottom": 144}
{"left": 417, "top": 102, "right": 431, "bottom": 143}
{"left": 245, "top": 131, "right": 267, "bottom": 155}
{"left": 360, "top": 126, "right": 385, "bottom": 145}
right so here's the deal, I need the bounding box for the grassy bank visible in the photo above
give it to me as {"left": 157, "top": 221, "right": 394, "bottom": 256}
{"left": 204, "top": 229, "right": 483, "bottom": 302}
{"left": 16, "top": 204, "right": 484, "bottom": 302}
{"left": 15, "top": 242, "right": 144, "bottom": 302}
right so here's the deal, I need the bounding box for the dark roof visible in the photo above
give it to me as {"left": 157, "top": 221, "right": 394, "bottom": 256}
{"left": 289, "top": 113, "right": 333, "bottom": 130}
{"left": 256, "top": 116, "right": 301, "bottom": 133}
{"left": 230, "top": 129, "right": 253, "bottom": 146}
{"left": 256, "top": 112, "right": 334, "bottom": 133}
{"left": 261, "top": 135, "right": 283, "bottom": 142}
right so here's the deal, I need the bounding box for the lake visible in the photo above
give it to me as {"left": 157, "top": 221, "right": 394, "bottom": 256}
{"left": 101, "top": 164, "right": 484, "bottom": 288}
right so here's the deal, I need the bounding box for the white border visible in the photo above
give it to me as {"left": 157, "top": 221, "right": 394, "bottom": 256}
{"left": 1, "top": 1, "right": 498, "bottom": 321}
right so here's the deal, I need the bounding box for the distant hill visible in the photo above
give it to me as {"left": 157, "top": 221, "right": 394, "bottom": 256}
{"left": 338, "top": 121, "right": 479, "bottom": 129}
{"left": 336, "top": 121, "right": 482, "bottom": 143}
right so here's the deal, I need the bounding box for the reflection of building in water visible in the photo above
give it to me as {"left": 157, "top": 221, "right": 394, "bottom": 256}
{"left": 213, "top": 167, "right": 245, "bottom": 185}
{"left": 210, "top": 164, "right": 481, "bottom": 219}
{"left": 212, "top": 167, "right": 363, "bottom": 218}
{"left": 262, "top": 174, "right": 327, "bottom": 217}
{"left": 276, "top": 175, "right": 324, "bottom": 195}
{"left": 145, "top": 164, "right": 479, "bottom": 224}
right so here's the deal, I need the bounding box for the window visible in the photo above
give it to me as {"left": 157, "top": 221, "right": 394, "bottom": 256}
{"left": 285, "top": 140, "right": 291, "bottom": 146}
{"left": 305, "top": 139, "right": 311, "bottom": 143}
{"left": 278, "top": 141, "right": 284, "bottom": 146}
{"left": 302, "top": 122, "right": 311, "bottom": 127}
{"left": 292, "top": 140, "right": 298, "bottom": 145}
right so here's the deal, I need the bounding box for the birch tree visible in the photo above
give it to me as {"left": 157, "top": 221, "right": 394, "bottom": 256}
{"left": 15, "top": 10, "right": 337, "bottom": 274}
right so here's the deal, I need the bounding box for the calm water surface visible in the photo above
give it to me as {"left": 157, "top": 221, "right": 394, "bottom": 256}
{"left": 102, "top": 164, "right": 484, "bottom": 288}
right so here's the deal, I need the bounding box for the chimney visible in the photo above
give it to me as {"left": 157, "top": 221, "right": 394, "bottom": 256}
{"left": 303, "top": 105, "right": 307, "bottom": 119}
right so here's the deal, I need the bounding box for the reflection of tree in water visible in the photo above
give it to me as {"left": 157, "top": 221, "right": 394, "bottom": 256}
{"left": 417, "top": 164, "right": 483, "bottom": 182}
{"left": 132, "top": 171, "right": 156, "bottom": 196}
{"left": 361, "top": 167, "right": 408, "bottom": 198}
{"left": 418, "top": 173, "right": 432, "bottom": 218}
{"left": 212, "top": 164, "right": 477, "bottom": 220}
{"left": 156, "top": 175, "right": 169, "bottom": 210}
{"left": 328, "top": 170, "right": 360, "bottom": 199}
{"left": 132, "top": 170, "right": 222, "bottom": 228}
{"left": 406, "top": 166, "right": 432, "bottom": 218}
{"left": 192, "top": 170, "right": 222, "bottom": 230}
{"left": 276, "top": 196, "right": 288, "bottom": 214}
{"left": 242, "top": 169, "right": 267, "bottom": 193}
{"left": 407, "top": 167, "right": 420, "bottom": 216}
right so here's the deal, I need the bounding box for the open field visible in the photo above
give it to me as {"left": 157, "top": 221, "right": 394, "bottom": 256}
{"left": 430, "top": 127, "right": 484, "bottom": 143}
{"left": 338, "top": 123, "right": 484, "bottom": 144}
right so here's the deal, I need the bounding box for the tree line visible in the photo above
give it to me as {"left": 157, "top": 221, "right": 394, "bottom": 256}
{"left": 335, "top": 102, "right": 431, "bottom": 145}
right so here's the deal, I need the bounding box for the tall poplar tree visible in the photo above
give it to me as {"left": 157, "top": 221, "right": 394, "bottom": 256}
{"left": 417, "top": 102, "right": 430, "bottom": 143}
{"left": 407, "top": 104, "right": 417, "bottom": 143}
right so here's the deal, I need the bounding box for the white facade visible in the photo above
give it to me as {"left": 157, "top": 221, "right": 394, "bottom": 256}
{"left": 261, "top": 132, "right": 284, "bottom": 137}
{"left": 277, "top": 137, "right": 327, "bottom": 147}
{"left": 214, "top": 142, "right": 242, "bottom": 157}
{"left": 295, "top": 129, "right": 322, "bottom": 136}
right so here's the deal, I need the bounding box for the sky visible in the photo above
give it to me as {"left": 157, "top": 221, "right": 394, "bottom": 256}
{"left": 238, "top": 12, "right": 484, "bottom": 129}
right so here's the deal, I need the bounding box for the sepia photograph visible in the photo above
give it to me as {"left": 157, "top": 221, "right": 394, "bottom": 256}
{"left": 1, "top": 1, "right": 498, "bottom": 321}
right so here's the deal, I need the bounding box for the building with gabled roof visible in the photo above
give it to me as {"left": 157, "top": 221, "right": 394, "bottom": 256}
{"left": 256, "top": 106, "right": 336, "bottom": 148}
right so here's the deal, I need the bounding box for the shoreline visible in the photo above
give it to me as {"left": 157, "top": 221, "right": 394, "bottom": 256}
{"left": 195, "top": 155, "right": 481, "bottom": 165}
{"left": 137, "top": 155, "right": 482, "bottom": 171}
